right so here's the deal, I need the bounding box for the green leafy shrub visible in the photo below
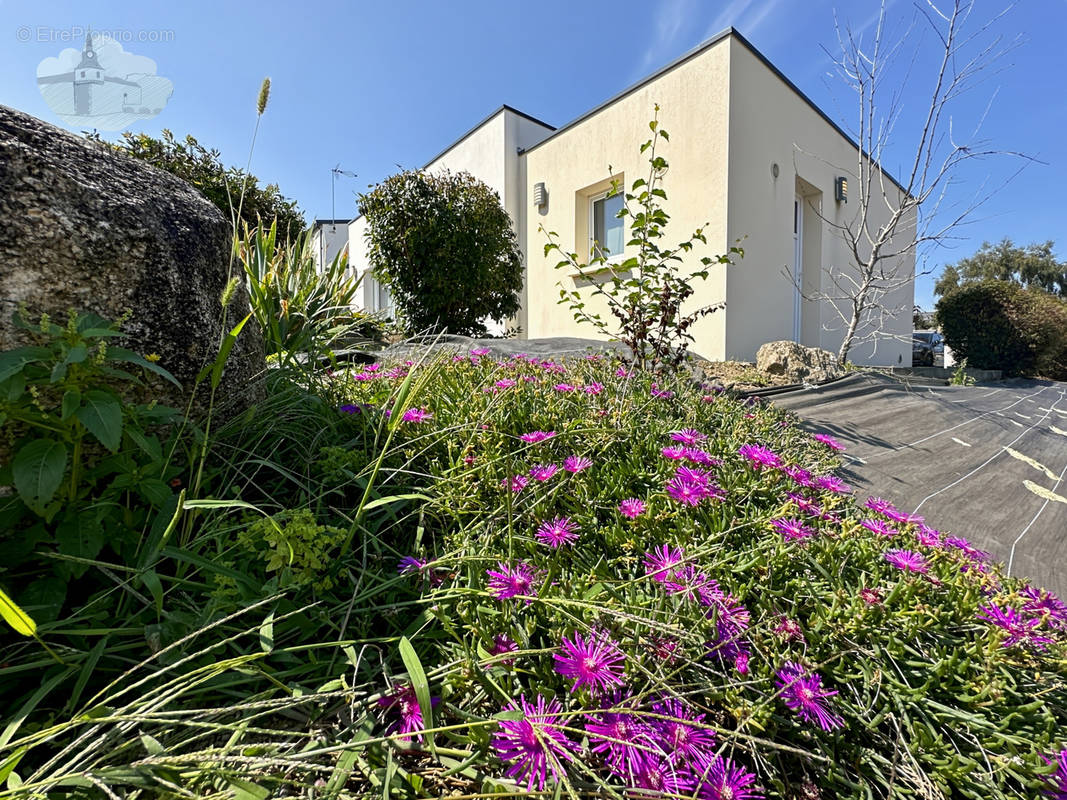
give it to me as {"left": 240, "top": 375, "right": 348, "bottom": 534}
{"left": 239, "top": 220, "right": 385, "bottom": 362}
{"left": 0, "top": 310, "right": 185, "bottom": 622}
{"left": 358, "top": 169, "right": 523, "bottom": 335}
{"left": 544, "top": 105, "right": 742, "bottom": 371}
{"left": 937, "top": 280, "right": 1067, "bottom": 378}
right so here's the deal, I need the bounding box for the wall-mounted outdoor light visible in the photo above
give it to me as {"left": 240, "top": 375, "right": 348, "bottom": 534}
{"left": 834, "top": 176, "right": 848, "bottom": 203}
{"left": 533, "top": 182, "right": 548, "bottom": 208}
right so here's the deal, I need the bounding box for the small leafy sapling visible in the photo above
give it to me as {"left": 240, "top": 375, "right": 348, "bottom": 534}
{"left": 542, "top": 105, "right": 742, "bottom": 372}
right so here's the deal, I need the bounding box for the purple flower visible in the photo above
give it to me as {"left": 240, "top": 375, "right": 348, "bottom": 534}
{"left": 739, "top": 444, "right": 782, "bottom": 470}
{"left": 584, "top": 381, "right": 604, "bottom": 395}
{"left": 563, "top": 455, "right": 593, "bottom": 473}
{"left": 944, "top": 536, "right": 991, "bottom": 563}
{"left": 671, "top": 428, "right": 708, "bottom": 445}
{"left": 771, "top": 518, "right": 815, "bottom": 542}
{"left": 553, "top": 382, "right": 576, "bottom": 392}
{"left": 885, "top": 507, "right": 924, "bottom": 526}
{"left": 666, "top": 475, "right": 722, "bottom": 506}
{"left": 501, "top": 474, "right": 529, "bottom": 493}
{"left": 619, "top": 497, "right": 647, "bottom": 519}
{"left": 616, "top": 366, "right": 632, "bottom": 378}
{"left": 650, "top": 384, "right": 675, "bottom": 399}
{"left": 692, "top": 754, "right": 764, "bottom": 800}
{"left": 553, "top": 631, "right": 626, "bottom": 693}
{"left": 486, "top": 561, "right": 540, "bottom": 603}
{"left": 339, "top": 403, "right": 361, "bottom": 414}
{"left": 640, "top": 546, "right": 682, "bottom": 584}
{"left": 397, "top": 556, "right": 427, "bottom": 576}
{"left": 492, "top": 694, "right": 578, "bottom": 793}
{"left": 586, "top": 696, "right": 656, "bottom": 775}
{"left": 377, "top": 684, "right": 438, "bottom": 741}
{"left": 1042, "top": 748, "right": 1067, "bottom": 800}
{"left": 916, "top": 524, "right": 943, "bottom": 548}
{"left": 977, "top": 604, "right": 1054, "bottom": 650}
{"left": 487, "top": 633, "right": 519, "bottom": 666}
{"left": 520, "top": 430, "right": 557, "bottom": 444}
{"left": 814, "top": 474, "right": 851, "bottom": 494}
{"left": 683, "top": 448, "right": 720, "bottom": 466}
{"left": 884, "top": 549, "right": 929, "bottom": 574}
{"left": 859, "top": 587, "right": 883, "bottom": 605}
{"left": 495, "top": 378, "right": 517, "bottom": 389}
{"left": 470, "top": 347, "right": 490, "bottom": 356}
{"left": 774, "top": 616, "right": 804, "bottom": 642}
{"left": 661, "top": 445, "right": 687, "bottom": 460}
{"left": 786, "top": 491, "right": 824, "bottom": 518}
{"left": 644, "top": 544, "right": 684, "bottom": 581}
{"left": 1021, "top": 585, "right": 1067, "bottom": 630}
{"left": 650, "top": 695, "right": 717, "bottom": 762}
{"left": 664, "top": 565, "right": 717, "bottom": 604}
{"left": 529, "top": 463, "right": 558, "bottom": 482}
{"left": 861, "top": 518, "right": 897, "bottom": 537}
{"left": 782, "top": 465, "right": 814, "bottom": 487}
{"left": 632, "top": 760, "right": 693, "bottom": 796}
{"left": 536, "top": 516, "right": 579, "bottom": 548}
{"left": 401, "top": 407, "right": 433, "bottom": 424}
{"left": 364, "top": 363, "right": 381, "bottom": 372}
{"left": 813, "top": 433, "right": 845, "bottom": 452}
{"left": 865, "top": 496, "right": 897, "bottom": 516}
{"left": 775, "top": 662, "right": 844, "bottom": 731}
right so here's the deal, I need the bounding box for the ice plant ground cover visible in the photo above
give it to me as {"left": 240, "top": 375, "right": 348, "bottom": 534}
{"left": 314, "top": 352, "right": 1066, "bottom": 798}
{"left": 2, "top": 350, "right": 1065, "bottom": 799}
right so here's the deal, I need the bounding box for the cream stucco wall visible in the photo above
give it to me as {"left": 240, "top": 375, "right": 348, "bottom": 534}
{"left": 724, "top": 37, "right": 914, "bottom": 366}
{"left": 522, "top": 39, "right": 732, "bottom": 358}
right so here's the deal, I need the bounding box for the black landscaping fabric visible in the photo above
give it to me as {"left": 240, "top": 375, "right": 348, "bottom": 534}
{"left": 770, "top": 373, "right": 1067, "bottom": 596}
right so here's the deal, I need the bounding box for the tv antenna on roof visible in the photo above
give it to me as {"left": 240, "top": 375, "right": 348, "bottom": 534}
{"left": 330, "top": 164, "right": 357, "bottom": 229}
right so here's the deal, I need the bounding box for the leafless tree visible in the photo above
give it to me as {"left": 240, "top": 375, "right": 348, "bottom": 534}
{"left": 796, "top": 0, "right": 1026, "bottom": 364}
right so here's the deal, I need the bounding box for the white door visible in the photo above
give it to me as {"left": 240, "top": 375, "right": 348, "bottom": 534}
{"left": 793, "top": 196, "right": 803, "bottom": 343}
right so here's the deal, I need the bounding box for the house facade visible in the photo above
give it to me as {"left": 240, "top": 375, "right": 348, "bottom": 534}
{"left": 345, "top": 28, "right": 915, "bottom": 365}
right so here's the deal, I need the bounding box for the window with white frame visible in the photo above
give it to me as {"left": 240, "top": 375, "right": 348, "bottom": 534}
{"left": 590, "top": 191, "right": 625, "bottom": 261}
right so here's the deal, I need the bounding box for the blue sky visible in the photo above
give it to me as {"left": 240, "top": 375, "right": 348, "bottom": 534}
{"left": 1, "top": 0, "right": 1063, "bottom": 310}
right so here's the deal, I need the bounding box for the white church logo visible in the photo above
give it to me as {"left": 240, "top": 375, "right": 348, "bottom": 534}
{"left": 36, "top": 31, "right": 173, "bottom": 131}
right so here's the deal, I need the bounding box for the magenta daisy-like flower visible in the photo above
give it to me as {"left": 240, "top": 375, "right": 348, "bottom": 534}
{"left": 585, "top": 381, "right": 604, "bottom": 395}
{"left": 915, "top": 524, "right": 943, "bottom": 548}
{"left": 775, "top": 662, "right": 844, "bottom": 731}
{"left": 865, "top": 496, "right": 897, "bottom": 516}
{"left": 487, "top": 633, "right": 519, "bottom": 666}
{"left": 553, "top": 382, "right": 575, "bottom": 392}
{"left": 884, "top": 549, "right": 929, "bottom": 574}
{"left": 644, "top": 544, "right": 685, "bottom": 581}
{"left": 665, "top": 565, "right": 718, "bottom": 604}
{"left": 470, "top": 347, "right": 490, "bottom": 357}
{"left": 1041, "top": 748, "right": 1067, "bottom": 800}
{"left": 619, "top": 498, "right": 647, "bottom": 519}
{"left": 859, "top": 587, "right": 883, "bottom": 605}
{"left": 632, "top": 760, "right": 693, "bottom": 796}
{"left": 771, "top": 517, "right": 815, "bottom": 542}
{"left": 486, "top": 561, "right": 540, "bottom": 603}
{"left": 671, "top": 428, "right": 708, "bottom": 445}
{"left": 683, "top": 448, "right": 720, "bottom": 466}
{"left": 1021, "top": 585, "right": 1067, "bottom": 630}
{"left": 528, "top": 463, "right": 558, "bottom": 481}
{"left": 884, "top": 507, "right": 924, "bottom": 526}
{"left": 786, "top": 491, "right": 824, "bottom": 518}
{"left": 813, "top": 433, "right": 845, "bottom": 452}
{"left": 377, "top": 684, "right": 439, "bottom": 741}
{"left": 563, "top": 454, "right": 593, "bottom": 473}
{"left": 814, "top": 474, "right": 851, "bottom": 494}
{"left": 536, "top": 516, "right": 579, "bottom": 548}
{"left": 691, "top": 754, "right": 764, "bottom": 800}
{"left": 944, "top": 536, "right": 991, "bottom": 563}
{"left": 861, "top": 518, "right": 897, "bottom": 537}
{"left": 586, "top": 696, "right": 656, "bottom": 776}
{"left": 401, "top": 407, "right": 433, "bottom": 424}
{"left": 782, "top": 465, "right": 814, "bottom": 488}
{"left": 661, "top": 445, "right": 688, "bottom": 460}
{"left": 739, "top": 444, "right": 782, "bottom": 470}
{"left": 977, "top": 603, "right": 1054, "bottom": 650}
{"left": 501, "top": 474, "right": 529, "bottom": 493}
{"left": 666, "top": 474, "right": 722, "bottom": 506}
{"left": 495, "top": 378, "right": 517, "bottom": 389}
{"left": 774, "top": 616, "right": 804, "bottom": 642}
{"left": 650, "top": 385, "right": 675, "bottom": 399}
{"left": 553, "top": 631, "right": 626, "bottom": 693}
{"left": 616, "top": 366, "right": 632, "bottom": 378}
{"left": 492, "top": 694, "right": 578, "bottom": 793}
{"left": 520, "top": 430, "right": 557, "bottom": 444}
{"left": 650, "top": 695, "right": 717, "bottom": 762}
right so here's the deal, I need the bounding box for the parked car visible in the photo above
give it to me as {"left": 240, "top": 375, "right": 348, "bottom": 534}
{"left": 912, "top": 331, "right": 944, "bottom": 366}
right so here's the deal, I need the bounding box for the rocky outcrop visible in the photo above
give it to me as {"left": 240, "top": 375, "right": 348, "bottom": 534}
{"left": 0, "top": 104, "right": 265, "bottom": 417}
{"left": 756, "top": 341, "right": 844, "bottom": 385}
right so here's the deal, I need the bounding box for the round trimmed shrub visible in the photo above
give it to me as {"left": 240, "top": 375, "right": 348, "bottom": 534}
{"left": 358, "top": 169, "right": 523, "bottom": 336}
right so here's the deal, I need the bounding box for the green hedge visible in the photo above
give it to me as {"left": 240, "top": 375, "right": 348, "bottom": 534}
{"left": 936, "top": 280, "right": 1067, "bottom": 379}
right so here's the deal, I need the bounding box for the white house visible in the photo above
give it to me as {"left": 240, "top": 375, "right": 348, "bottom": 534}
{"left": 340, "top": 28, "right": 915, "bottom": 365}
{"left": 309, "top": 219, "right": 350, "bottom": 272}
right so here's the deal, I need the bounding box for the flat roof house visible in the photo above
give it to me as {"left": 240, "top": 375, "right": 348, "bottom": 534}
{"left": 346, "top": 28, "right": 915, "bottom": 365}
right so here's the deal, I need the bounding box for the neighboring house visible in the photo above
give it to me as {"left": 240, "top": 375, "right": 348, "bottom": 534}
{"left": 309, "top": 219, "right": 350, "bottom": 272}
{"left": 344, "top": 28, "right": 915, "bottom": 364}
